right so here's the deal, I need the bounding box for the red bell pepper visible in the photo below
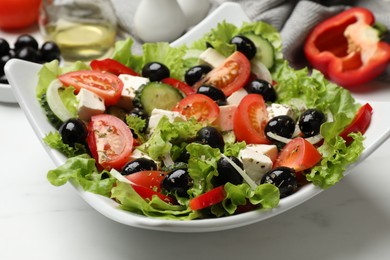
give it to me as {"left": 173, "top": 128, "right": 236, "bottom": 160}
{"left": 304, "top": 7, "right": 390, "bottom": 88}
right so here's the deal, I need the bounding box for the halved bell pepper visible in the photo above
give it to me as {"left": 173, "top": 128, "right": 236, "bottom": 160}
{"left": 304, "top": 7, "right": 390, "bottom": 88}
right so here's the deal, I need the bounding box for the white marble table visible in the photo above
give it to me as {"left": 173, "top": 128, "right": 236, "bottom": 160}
{"left": 1, "top": 93, "right": 390, "bottom": 260}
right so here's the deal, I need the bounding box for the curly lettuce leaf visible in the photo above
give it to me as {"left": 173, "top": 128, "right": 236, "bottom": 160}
{"left": 43, "top": 132, "right": 87, "bottom": 158}
{"left": 47, "top": 154, "right": 115, "bottom": 197}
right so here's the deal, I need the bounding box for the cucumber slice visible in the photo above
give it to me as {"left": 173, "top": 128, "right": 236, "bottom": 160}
{"left": 244, "top": 34, "right": 275, "bottom": 69}
{"left": 135, "top": 82, "right": 184, "bottom": 115}
{"left": 46, "top": 79, "right": 74, "bottom": 122}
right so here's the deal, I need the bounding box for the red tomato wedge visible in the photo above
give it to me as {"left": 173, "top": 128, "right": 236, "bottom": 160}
{"left": 125, "top": 170, "right": 167, "bottom": 193}
{"left": 189, "top": 186, "right": 226, "bottom": 211}
{"left": 131, "top": 184, "right": 175, "bottom": 204}
{"left": 274, "top": 137, "right": 322, "bottom": 172}
{"left": 233, "top": 94, "right": 270, "bottom": 144}
{"left": 161, "top": 77, "right": 196, "bottom": 96}
{"left": 90, "top": 58, "right": 139, "bottom": 76}
{"left": 58, "top": 70, "right": 123, "bottom": 106}
{"left": 340, "top": 103, "right": 373, "bottom": 145}
{"left": 193, "top": 51, "right": 251, "bottom": 96}
{"left": 87, "top": 114, "right": 133, "bottom": 170}
{"left": 173, "top": 93, "right": 220, "bottom": 124}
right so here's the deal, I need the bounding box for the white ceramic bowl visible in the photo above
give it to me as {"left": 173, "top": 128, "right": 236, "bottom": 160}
{"left": 5, "top": 3, "right": 390, "bottom": 232}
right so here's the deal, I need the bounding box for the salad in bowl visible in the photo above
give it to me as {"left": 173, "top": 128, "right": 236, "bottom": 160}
{"left": 6, "top": 3, "right": 388, "bottom": 232}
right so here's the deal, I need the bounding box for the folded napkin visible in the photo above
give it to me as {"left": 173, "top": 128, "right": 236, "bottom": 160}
{"left": 111, "top": 0, "right": 390, "bottom": 83}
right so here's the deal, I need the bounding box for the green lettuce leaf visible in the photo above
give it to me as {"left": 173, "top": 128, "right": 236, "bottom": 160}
{"left": 47, "top": 154, "right": 115, "bottom": 197}
{"left": 43, "top": 132, "right": 87, "bottom": 158}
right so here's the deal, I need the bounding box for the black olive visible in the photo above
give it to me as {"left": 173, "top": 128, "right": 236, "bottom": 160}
{"left": 184, "top": 65, "right": 212, "bottom": 86}
{"left": 265, "top": 115, "right": 296, "bottom": 141}
{"left": 0, "top": 54, "right": 12, "bottom": 76}
{"left": 261, "top": 166, "right": 297, "bottom": 198}
{"left": 229, "top": 35, "right": 257, "bottom": 60}
{"left": 128, "top": 107, "right": 148, "bottom": 133}
{"left": 195, "top": 126, "right": 225, "bottom": 152}
{"left": 59, "top": 118, "right": 87, "bottom": 147}
{"left": 121, "top": 158, "right": 157, "bottom": 176}
{"left": 214, "top": 156, "right": 243, "bottom": 186}
{"left": 141, "top": 62, "right": 170, "bottom": 82}
{"left": 161, "top": 168, "right": 192, "bottom": 197}
{"left": 14, "top": 34, "right": 39, "bottom": 51}
{"left": 299, "top": 109, "right": 326, "bottom": 137}
{"left": 15, "top": 46, "right": 40, "bottom": 63}
{"left": 0, "top": 74, "right": 8, "bottom": 84}
{"left": 245, "top": 79, "right": 276, "bottom": 102}
{"left": 176, "top": 148, "right": 191, "bottom": 164}
{"left": 0, "top": 38, "right": 10, "bottom": 56}
{"left": 40, "top": 41, "right": 61, "bottom": 62}
{"left": 197, "top": 85, "right": 227, "bottom": 106}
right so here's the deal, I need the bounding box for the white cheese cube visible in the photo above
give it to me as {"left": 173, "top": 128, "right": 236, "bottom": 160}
{"left": 227, "top": 88, "right": 248, "bottom": 105}
{"left": 213, "top": 104, "right": 237, "bottom": 132}
{"left": 238, "top": 147, "right": 273, "bottom": 184}
{"left": 267, "top": 103, "right": 296, "bottom": 119}
{"left": 147, "top": 108, "right": 186, "bottom": 133}
{"left": 117, "top": 74, "right": 149, "bottom": 110}
{"left": 76, "top": 88, "right": 105, "bottom": 121}
{"left": 198, "top": 48, "right": 226, "bottom": 68}
{"left": 245, "top": 144, "right": 278, "bottom": 163}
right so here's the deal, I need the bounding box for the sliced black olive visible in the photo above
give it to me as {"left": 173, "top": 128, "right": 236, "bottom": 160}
{"left": 197, "top": 84, "right": 227, "bottom": 106}
{"left": 229, "top": 35, "right": 257, "bottom": 60}
{"left": 161, "top": 168, "right": 192, "bottom": 197}
{"left": 121, "top": 158, "right": 158, "bottom": 176}
{"left": 59, "top": 118, "right": 87, "bottom": 147}
{"left": 214, "top": 156, "right": 243, "bottom": 186}
{"left": 245, "top": 79, "right": 276, "bottom": 102}
{"left": 265, "top": 115, "right": 296, "bottom": 141}
{"left": 195, "top": 126, "right": 225, "bottom": 152}
{"left": 184, "top": 65, "right": 212, "bottom": 86}
{"left": 299, "top": 109, "right": 326, "bottom": 137}
{"left": 261, "top": 166, "right": 297, "bottom": 198}
{"left": 141, "top": 62, "right": 170, "bottom": 82}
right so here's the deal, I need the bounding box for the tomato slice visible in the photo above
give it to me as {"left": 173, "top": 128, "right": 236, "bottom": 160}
{"left": 131, "top": 184, "right": 175, "bottom": 204}
{"left": 233, "top": 94, "right": 270, "bottom": 144}
{"left": 90, "top": 58, "right": 139, "bottom": 76}
{"left": 173, "top": 93, "right": 220, "bottom": 124}
{"left": 58, "top": 70, "right": 123, "bottom": 106}
{"left": 274, "top": 137, "right": 322, "bottom": 172}
{"left": 87, "top": 114, "right": 133, "bottom": 170}
{"left": 161, "top": 77, "right": 196, "bottom": 96}
{"left": 340, "top": 103, "right": 373, "bottom": 144}
{"left": 125, "top": 170, "right": 167, "bottom": 193}
{"left": 189, "top": 186, "right": 226, "bottom": 211}
{"left": 194, "top": 51, "right": 251, "bottom": 96}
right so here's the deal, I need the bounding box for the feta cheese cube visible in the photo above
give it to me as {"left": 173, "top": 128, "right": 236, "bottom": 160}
{"left": 238, "top": 147, "right": 273, "bottom": 184}
{"left": 198, "top": 48, "right": 226, "bottom": 68}
{"left": 147, "top": 108, "right": 186, "bottom": 133}
{"left": 267, "top": 103, "right": 296, "bottom": 119}
{"left": 213, "top": 104, "right": 237, "bottom": 132}
{"left": 227, "top": 88, "right": 248, "bottom": 106}
{"left": 245, "top": 144, "right": 278, "bottom": 163}
{"left": 76, "top": 88, "right": 105, "bottom": 121}
{"left": 117, "top": 74, "right": 149, "bottom": 110}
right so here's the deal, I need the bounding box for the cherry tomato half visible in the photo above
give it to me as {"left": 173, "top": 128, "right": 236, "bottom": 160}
{"left": 189, "top": 186, "right": 226, "bottom": 211}
{"left": 233, "top": 94, "right": 270, "bottom": 144}
{"left": 58, "top": 70, "right": 123, "bottom": 106}
{"left": 87, "top": 114, "right": 133, "bottom": 170}
{"left": 0, "top": 0, "right": 41, "bottom": 30}
{"left": 161, "top": 77, "right": 196, "bottom": 96}
{"left": 90, "top": 58, "right": 139, "bottom": 76}
{"left": 340, "top": 103, "right": 373, "bottom": 145}
{"left": 125, "top": 170, "right": 168, "bottom": 193}
{"left": 131, "top": 184, "right": 175, "bottom": 204}
{"left": 274, "top": 137, "right": 322, "bottom": 172}
{"left": 193, "top": 51, "right": 251, "bottom": 96}
{"left": 173, "top": 93, "right": 220, "bottom": 124}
